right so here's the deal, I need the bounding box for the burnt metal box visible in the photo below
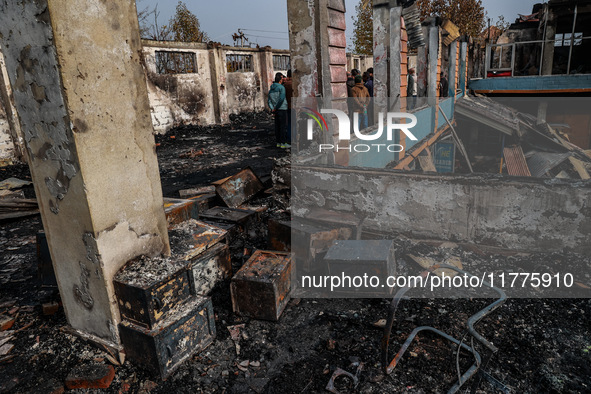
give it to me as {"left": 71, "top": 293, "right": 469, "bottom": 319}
{"left": 163, "top": 198, "right": 200, "bottom": 229}
{"left": 119, "top": 296, "right": 216, "bottom": 379}
{"left": 324, "top": 240, "right": 396, "bottom": 296}
{"left": 190, "top": 243, "right": 231, "bottom": 295}
{"left": 169, "top": 219, "right": 228, "bottom": 262}
{"left": 36, "top": 231, "right": 57, "bottom": 287}
{"left": 187, "top": 193, "right": 217, "bottom": 214}
{"left": 304, "top": 208, "right": 364, "bottom": 240}
{"left": 199, "top": 219, "right": 239, "bottom": 246}
{"left": 212, "top": 167, "right": 264, "bottom": 208}
{"left": 114, "top": 256, "right": 192, "bottom": 329}
{"left": 230, "top": 250, "right": 292, "bottom": 321}
{"left": 268, "top": 218, "right": 353, "bottom": 272}
{"left": 199, "top": 207, "right": 257, "bottom": 233}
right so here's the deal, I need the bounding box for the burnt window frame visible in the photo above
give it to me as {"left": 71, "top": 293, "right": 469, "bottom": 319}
{"left": 226, "top": 54, "right": 254, "bottom": 73}
{"left": 272, "top": 54, "right": 291, "bottom": 71}
{"left": 554, "top": 32, "right": 583, "bottom": 47}
{"left": 155, "top": 51, "right": 197, "bottom": 74}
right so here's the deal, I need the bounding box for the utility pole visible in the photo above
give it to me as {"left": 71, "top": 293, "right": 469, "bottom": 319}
{"left": 232, "top": 29, "right": 249, "bottom": 47}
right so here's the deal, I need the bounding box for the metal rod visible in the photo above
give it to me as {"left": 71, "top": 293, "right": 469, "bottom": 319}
{"left": 390, "top": 326, "right": 482, "bottom": 394}
{"left": 485, "top": 45, "right": 490, "bottom": 77}
{"left": 488, "top": 35, "right": 591, "bottom": 49}
{"left": 499, "top": 135, "right": 505, "bottom": 174}
{"left": 381, "top": 263, "right": 507, "bottom": 392}
{"left": 567, "top": 5, "right": 578, "bottom": 75}
{"left": 511, "top": 44, "right": 516, "bottom": 76}
{"left": 539, "top": 4, "right": 549, "bottom": 76}
{"left": 438, "top": 105, "right": 474, "bottom": 173}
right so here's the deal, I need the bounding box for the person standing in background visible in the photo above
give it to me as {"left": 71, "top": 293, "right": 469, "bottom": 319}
{"left": 347, "top": 69, "right": 360, "bottom": 130}
{"left": 268, "top": 73, "right": 289, "bottom": 148}
{"left": 346, "top": 70, "right": 356, "bottom": 97}
{"left": 363, "top": 71, "right": 374, "bottom": 125}
{"left": 351, "top": 75, "right": 370, "bottom": 130}
{"left": 283, "top": 70, "right": 293, "bottom": 146}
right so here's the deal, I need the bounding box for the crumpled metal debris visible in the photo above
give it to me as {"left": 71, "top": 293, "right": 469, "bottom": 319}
{"left": 325, "top": 361, "right": 364, "bottom": 394}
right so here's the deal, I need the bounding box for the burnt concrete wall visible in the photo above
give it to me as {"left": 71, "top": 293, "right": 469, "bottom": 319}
{"left": 294, "top": 166, "right": 591, "bottom": 253}
{"left": 346, "top": 54, "right": 374, "bottom": 73}
{"left": 141, "top": 40, "right": 289, "bottom": 133}
{"left": 225, "top": 48, "right": 266, "bottom": 115}
{"left": 142, "top": 41, "right": 216, "bottom": 132}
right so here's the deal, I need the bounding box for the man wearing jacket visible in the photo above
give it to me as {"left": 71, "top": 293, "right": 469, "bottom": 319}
{"left": 268, "top": 73, "right": 289, "bottom": 148}
{"left": 351, "top": 75, "right": 370, "bottom": 130}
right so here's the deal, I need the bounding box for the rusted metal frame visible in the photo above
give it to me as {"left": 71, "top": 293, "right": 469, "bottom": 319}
{"left": 381, "top": 263, "right": 507, "bottom": 392}
{"left": 325, "top": 363, "right": 364, "bottom": 394}
{"left": 390, "top": 326, "right": 482, "bottom": 394}
{"left": 381, "top": 268, "right": 431, "bottom": 371}
{"left": 439, "top": 265, "right": 507, "bottom": 353}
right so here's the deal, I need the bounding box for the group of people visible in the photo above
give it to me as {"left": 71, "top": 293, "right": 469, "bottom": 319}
{"left": 266, "top": 66, "right": 442, "bottom": 147}
{"left": 267, "top": 71, "right": 293, "bottom": 149}
{"left": 347, "top": 68, "right": 373, "bottom": 129}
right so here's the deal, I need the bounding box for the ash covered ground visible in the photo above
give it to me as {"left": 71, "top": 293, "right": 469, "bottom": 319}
{"left": 1, "top": 112, "right": 590, "bottom": 393}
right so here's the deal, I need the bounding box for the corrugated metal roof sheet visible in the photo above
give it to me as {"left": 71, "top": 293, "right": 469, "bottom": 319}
{"left": 526, "top": 151, "right": 572, "bottom": 178}
{"left": 504, "top": 146, "right": 531, "bottom": 177}
{"left": 455, "top": 96, "right": 522, "bottom": 137}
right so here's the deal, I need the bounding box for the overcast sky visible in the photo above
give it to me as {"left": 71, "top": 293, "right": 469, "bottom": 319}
{"left": 137, "top": 0, "right": 542, "bottom": 50}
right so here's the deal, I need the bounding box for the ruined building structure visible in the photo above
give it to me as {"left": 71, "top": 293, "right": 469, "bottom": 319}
{"left": 470, "top": 0, "right": 591, "bottom": 148}
{"left": 0, "top": 0, "right": 590, "bottom": 366}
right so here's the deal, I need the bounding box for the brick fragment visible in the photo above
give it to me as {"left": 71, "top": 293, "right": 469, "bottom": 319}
{"left": 42, "top": 302, "right": 59, "bottom": 316}
{"left": 0, "top": 315, "right": 15, "bottom": 331}
{"left": 65, "top": 364, "right": 116, "bottom": 390}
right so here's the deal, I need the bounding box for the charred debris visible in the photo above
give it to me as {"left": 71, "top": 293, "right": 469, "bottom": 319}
{"left": 0, "top": 112, "right": 590, "bottom": 393}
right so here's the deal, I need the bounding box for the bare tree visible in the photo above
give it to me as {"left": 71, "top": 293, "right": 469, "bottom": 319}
{"left": 136, "top": 1, "right": 171, "bottom": 40}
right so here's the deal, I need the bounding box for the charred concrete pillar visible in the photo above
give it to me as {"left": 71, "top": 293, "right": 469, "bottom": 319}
{"left": 373, "top": 0, "right": 391, "bottom": 115}
{"left": 287, "top": 0, "right": 319, "bottom": 99}
{"left": 416, "top": 27, "right": 429, "bottom": 99}
{"left": 427, "top": 26, "right": 440, "bottom": 133}
{"left": 287, "top": 0, "right": 347, "bottom": 101}
{"left": 0, "top": 0, "right": 170, "bottom": 350}
{"left": 316, "top": 0, "right": 333, "bottom": 100}
{"left": 325, "top": 0, "right": 348, "bottom": 165}
{"left": 427, "top": 26, "right": 439, "bottom": 103}
{"left": 459, "top": 42, "right": 468, "bottom": 93}
{"left": 209, "top": 46, "right": 230, "bottom": 124}
{"left": 287, "top": 0, "right": 348, "bottom": 165}
{"left": 0, "top": 46, "right": 25, "bottom": 163}
{"left": 448, "top": 41, "right": 458, "bottom": 98}
{"left": 389, "top": 6, "right": 403, "bottom": 112}
{"left": 259, "top": 48, "right": 275, "bottom": 105}
{"left": 541, "top": 5, "right": 556, "bottom": 76}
